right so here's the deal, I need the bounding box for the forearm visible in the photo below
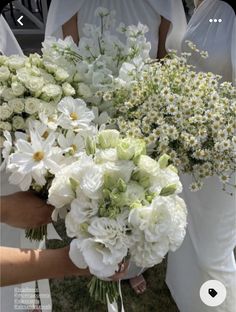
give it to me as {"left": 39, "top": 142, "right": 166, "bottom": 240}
{"left": 157, "top": 16, "right": 171, "bottom": 59}
{"left": 0, "top": 246, "right": 88, "bottom": 286}
{"left": 0, "top": 196, "right": 7, "bottom": 223}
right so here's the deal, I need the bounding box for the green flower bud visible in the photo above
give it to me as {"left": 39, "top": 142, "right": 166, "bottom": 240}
{"left": 69, "top": 177, "right": 79, "bottom": 192}
{"left": 159, "top": 184, "right": 177, "bottom": 196}
{"left": 86, "top": 136, "right": 96, "bottom": 155}
{"left": 158, "top": 154, "right": 171, "bottom": 169}
{"left": 117, "top": 178, "right": 127, "bottom": 192}
{"left": 80, "top": 222, "right": 89, "bottom": 233}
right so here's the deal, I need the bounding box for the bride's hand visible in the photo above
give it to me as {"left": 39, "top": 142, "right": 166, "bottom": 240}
{"left": 110, "top": 260, "right": 130, "bottom": 281}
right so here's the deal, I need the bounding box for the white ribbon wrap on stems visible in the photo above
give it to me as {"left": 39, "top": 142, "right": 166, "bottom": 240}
{"left": 106, "top": 281, "right": 125, "bottom": 312}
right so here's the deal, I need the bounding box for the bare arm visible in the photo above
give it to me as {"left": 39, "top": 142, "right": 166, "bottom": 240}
{"left": 62, "top": 14, "right": 79, "bottom": 45}
{"left": 157, "top": 16, "right": 171, "bottom": 59}
{"left": 0, "top": 246, "right": 90, "bottom": 286}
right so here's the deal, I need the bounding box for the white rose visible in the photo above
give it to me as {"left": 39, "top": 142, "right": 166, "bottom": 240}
{"left": 11, "top": 81, "right": 25, "bottom": 96}
{"left": 2, "top": 88, "right": 15, "bottom": 101}
{"left": 0, "top": 66, "right": 10, "bottom": 81}
{"left": 8, "top": 98, "right": 25, "bottom": 113}
{"left": 55, "top": 67, "right": 70, "bottom": 81}
{"left": 7, "top": 55, "right": 25, "bottom": 70}
{"left": 25, "top": 76, "right": 44, "bottom": 93}
{"left": 62, "top": 82, "right": 76, "bottom": 96}
{"left": 42, "top": 84, "right": 62, "bottom": 99}
{"left": 12, "top": 116, "right": 25, "bottom": 130}
{"left": 24, "top": 98, "right": 41, "bottom": 114}
{"left": 0, "top": 104, "right": 13, "bottom": 120}
{"left": 137, "top": 155, "right": 159, "bottom": 176}
{"left": 0, "top": 121, "right": 12, "bottom": 131}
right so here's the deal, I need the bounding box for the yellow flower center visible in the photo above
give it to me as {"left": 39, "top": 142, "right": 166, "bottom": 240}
{"left": 70, "top": 144, "right": 77, "bottom": 155}
{"left": 42, "top": 131, "right": 49, "bottom": 139}
{"left": 70, "top": 112, "right": 79, "bottom": 121}
{"left": 33, "top": 151, "right": 44, "bottom": 161}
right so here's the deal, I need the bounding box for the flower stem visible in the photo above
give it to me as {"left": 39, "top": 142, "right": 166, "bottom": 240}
{"left": 88, "top": 276, "right": 119, "bottom": 304}
{"left": 25, "top": 225, "right": 47, "bottom": 241}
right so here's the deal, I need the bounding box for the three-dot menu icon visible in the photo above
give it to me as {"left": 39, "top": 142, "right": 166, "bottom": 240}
{"left": 209, "top": 19, "right": 222, "bottom": 23}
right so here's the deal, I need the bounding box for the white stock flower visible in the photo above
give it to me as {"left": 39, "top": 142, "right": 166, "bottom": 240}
{"left": 0, "top": 131, "right": 12, "bottom": 171}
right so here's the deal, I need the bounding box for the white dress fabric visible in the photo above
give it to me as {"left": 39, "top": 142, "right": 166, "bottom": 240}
{"left": 0, "top": 15, "right": 23, "bottom": 56}
{"left": 45, "top": 0, "right": 187, "bottom": 57}
{"left": 166, "top": 1, "right": 236, "bottom": 311}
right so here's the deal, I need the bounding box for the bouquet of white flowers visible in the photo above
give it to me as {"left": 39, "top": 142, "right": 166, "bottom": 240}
{"left": 48, "top": 128, "right": 187, "bottom": 304}
{"left": 106, "top": 47, "right": 236, "bottom": 193}
{"left": 0, "top": 96, "right": 96, "bottom": 239}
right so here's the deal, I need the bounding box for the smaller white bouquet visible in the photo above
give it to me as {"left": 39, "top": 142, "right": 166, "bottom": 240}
{"left": 48, "top": 129, "right": 187, "bottom": 304}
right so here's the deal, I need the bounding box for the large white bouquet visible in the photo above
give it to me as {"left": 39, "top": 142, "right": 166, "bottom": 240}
{"left": 48, "top": 128, "right": 187, "bottom": 304}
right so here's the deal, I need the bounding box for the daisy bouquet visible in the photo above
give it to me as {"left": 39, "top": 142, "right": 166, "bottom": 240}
{"left": 106, "top": 48, "right": 236, "bottom": 193}
{"left": 47, "top": 128, "right": 187, "bottom": 304}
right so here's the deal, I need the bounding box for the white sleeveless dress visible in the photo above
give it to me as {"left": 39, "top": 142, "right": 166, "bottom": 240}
{"left": 45, "top": 0, "right": 187, "bottom": 280}
{"left": 166, "top": 1, "right": 236, "bottom": 312}
{"left": 45, "top": 0, "right": 187, "bottom": 58}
